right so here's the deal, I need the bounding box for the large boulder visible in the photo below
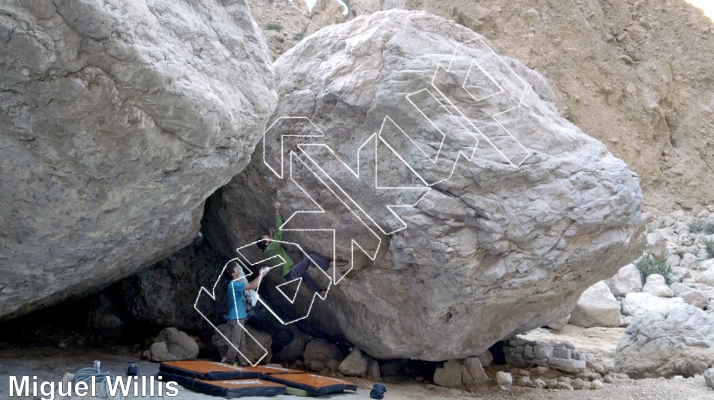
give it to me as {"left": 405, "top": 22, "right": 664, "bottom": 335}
{"left": 202, "top": 10, "right": 644, "bottom": 360}
{"left": 568, "top": 281, "right": 623, "bottom": 328}
{"left": 621, "top": 292, "right": 685, "bottom": 318}
{"left": 252, "top": 0, "right": 714, "bottom": 212}
{"left": 605, "top": 264, "right": 643, "bottom": 297}
{"left": 0, "top": 0, "right": 276, "bottom": 319}
{"left": 615, "top": 305, "right": 714, "bottom": 378}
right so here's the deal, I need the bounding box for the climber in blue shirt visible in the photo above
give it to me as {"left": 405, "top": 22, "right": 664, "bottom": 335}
{"left": 223, "top": 263, "right": 268, "bottom": 366}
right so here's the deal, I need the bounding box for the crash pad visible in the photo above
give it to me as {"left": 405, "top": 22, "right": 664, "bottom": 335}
{"left": 263, "top": 373, "right": 358, "bottom": 395}
{"left": 159, "top": 372, "right": 286, "bottom": 398}
{"left": 159, "top": 360, "right": 260, "bottom": 380}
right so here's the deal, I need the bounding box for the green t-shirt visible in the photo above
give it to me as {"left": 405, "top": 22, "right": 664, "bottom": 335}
{"left": 262, "top": 214, "right": 294, "bottom": 277}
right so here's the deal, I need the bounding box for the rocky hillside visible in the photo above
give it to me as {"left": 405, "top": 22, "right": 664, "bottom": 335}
{"left": 248, "top": 0, "right": 714, "bottom": 212}
{"left": 0, "top": 0, "right": 276, "bottom": 319}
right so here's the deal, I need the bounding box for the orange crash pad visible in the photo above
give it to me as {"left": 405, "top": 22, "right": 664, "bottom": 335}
{"left": 159, "top": 360, "right": 261, "bottom": 380}
{"left": 159, "top": 372, "right": 286, "bottom": 397}
{"left": 263, "top": 373, "right": 358, "bottom": 395}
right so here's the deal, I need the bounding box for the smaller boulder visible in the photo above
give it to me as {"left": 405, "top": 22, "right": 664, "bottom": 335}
{"left": 642, "top": 274, "right": 674, "bottom": 298}
{"left": 621, "top": 293, "right": 685, "bottom": 317}
{"left": 647, "top": 233, "right": 668, "bottom": 258}
{"left": 605, "top": 264, "right": 643, "bottom": 297}
{"left": 672, "top": 267, "right": 692, "bottom": 282}
{"left": 615, "top": 305, "right": 714, "bottom": 378}
{"left": 476, "top": 349, "right": 493, "bottom": 368}
{"left": 339, "top": 348, "right": 368, "bottom": 377}
{"left": 144, "top": 342, "right": 178, "bottom": 362}
{"left": 697, "top": 268, "right": 714, "bottom": 286}
{"left": 366, "top": 358, "right": 381, "bottom": 380}
{"left": 666, "top": 254, "right": 681, "bottom": 268}
{"left": 569, "top": 282, "right": 623, "bottom": 328}
{"left": 155, "top": 327, "right": 199, "bottom": 360}
{"left": 496, "top": 371, "right": 513, "bottom": 386}
{"left": 304, "top": 339, "right": 343, "bottom": 365}
{"left": 704, "top": 368, "right": 714, "bottom": 390}
{"left": 670, "top": 283, "right": 709, "bottom": 309}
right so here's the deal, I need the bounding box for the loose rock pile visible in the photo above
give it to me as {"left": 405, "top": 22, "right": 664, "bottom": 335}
{"left": 567, "top": 208, "right": 714, "bottom": 331}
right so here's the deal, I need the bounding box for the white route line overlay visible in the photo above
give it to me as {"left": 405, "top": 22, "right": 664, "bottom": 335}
{"left": 233, "top": 239, "right": 331, "bottom": 325}
{"left": 276, "top": 277, "right": 302, "bottom": 304}
{"left": 427, "top": 37, "right": 532, "bottom": 168}
{"left": 198, "top": 36, "right": 534, "bottom": 336}
{"left": 193, "top": 258, "right": 268, "bottom": 367}
{"left": 297, "top": 132, "right": 431, "bottom": 236}
{"left": 283, "top": 151, "right": 383, "bottom": 285}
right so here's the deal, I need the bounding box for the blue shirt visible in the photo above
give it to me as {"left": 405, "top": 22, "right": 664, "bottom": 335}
{"left": 227, "top": 280, "right": 247, "bottom": 320}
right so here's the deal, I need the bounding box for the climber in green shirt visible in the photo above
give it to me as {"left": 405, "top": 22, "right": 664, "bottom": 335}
{"left": 257, "top": 202, "right": 348, "bottom": 295}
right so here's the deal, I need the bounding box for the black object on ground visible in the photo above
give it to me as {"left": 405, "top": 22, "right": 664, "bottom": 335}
{"left": 370, "top": 383, "right": 387, "bottom": 399}
{"left": 127, "top": 364, "right": 138, "bottom": 376}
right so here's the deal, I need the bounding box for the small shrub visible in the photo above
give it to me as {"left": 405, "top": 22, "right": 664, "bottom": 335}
{"left": 703, "top": 238, "right": 714, "bottom": 259}
{"left": 266, "top": 21, "right": 283, "bottom": 32}
{"left": 634, "top": 253, "right": 674, "bottom": 285}
{"left": 690, "top": 219, "right": 714, "bottom": 235}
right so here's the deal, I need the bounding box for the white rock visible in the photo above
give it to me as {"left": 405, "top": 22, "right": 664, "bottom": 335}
{"left": 647, "top": 232, "right": 668, "bottom": 258}
{"left": 642, "top": 274, "right": 674, "bottom": 297}
{"left": 666, "top": 254, "right": 681, "bottom": 268}
{"left": 670, "top": 283, "right": 709, "bottom": 309}
{"left": 671, "top": 267, "right": 692, "bottom": 282}
{"left": 615, "top": 305, "right": 714, "bottom": 378}
{"left": 496, "top": 371, "right": 513, "bottom": 386}
{"left": 681, "top": 253, "right": 699, "bottom": 269}
{"left": 697, "top": 268, "right": 714, "bottom": 286}
{"left": 621, "top": 293, "right": 685, "bottom": 317}
{"left": 569, "top": 282, "right": 623, "bottom": 328}
{"left": 705, "top": 368, "right": 714, "bottom": 389}
{"left": 700, "top": 259, "right": 714, "bottom": 270}
{"left": 605, "top": 264, "right": 643, "bottom": 297}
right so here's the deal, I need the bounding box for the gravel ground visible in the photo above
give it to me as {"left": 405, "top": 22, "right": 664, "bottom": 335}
{"left": 0, "top": 344, "right": 711, "bottom": 400}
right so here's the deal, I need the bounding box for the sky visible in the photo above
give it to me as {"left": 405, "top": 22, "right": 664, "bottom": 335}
{"left": 686, "top": 0, "right": 714, "bottom": 20}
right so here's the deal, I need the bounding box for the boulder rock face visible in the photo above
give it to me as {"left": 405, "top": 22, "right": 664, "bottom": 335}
{"left": 204, "top": 10, "right": 644, "bottom": 360}
{"left": 248, "top": 0, "right": 714, "bottom": 212}
{"left": 0, "top": 0, "right": 276, "bottom": 319}
{"left": 615, "top": 305, "right": 714, "bottom": 378}
{"left": 122, "top": 237, "right": 229, "bottom": 333}
{"left": 568, "top": 281, "right": 623, "bottom": 328}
